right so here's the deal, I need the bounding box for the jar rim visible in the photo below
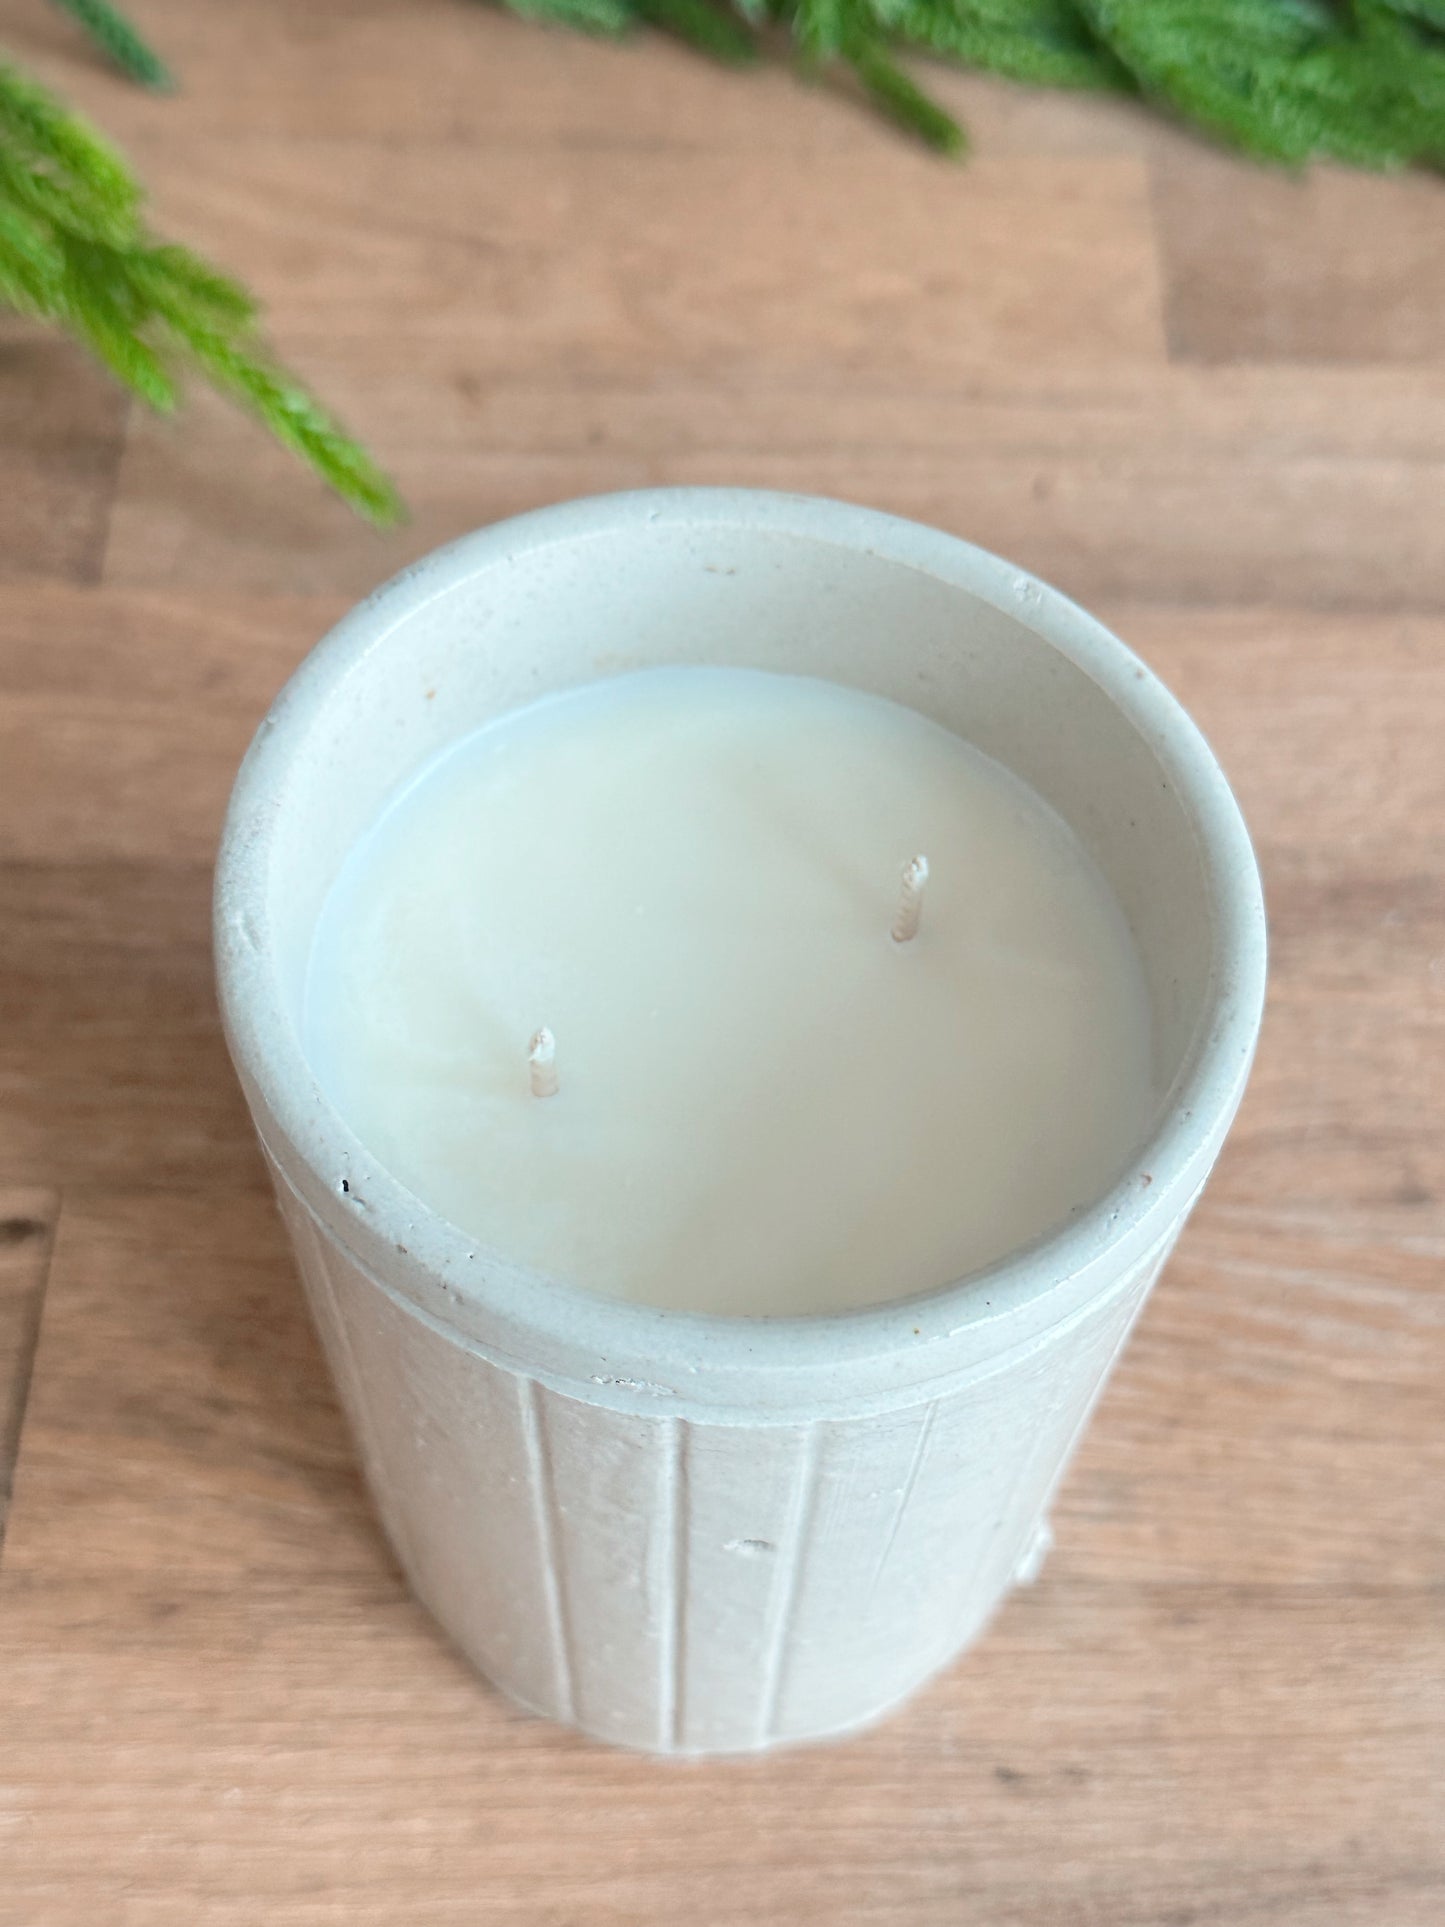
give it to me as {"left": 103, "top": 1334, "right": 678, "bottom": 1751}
{"left": 215, "top": 489, "right": 1266, "bottom": 1415}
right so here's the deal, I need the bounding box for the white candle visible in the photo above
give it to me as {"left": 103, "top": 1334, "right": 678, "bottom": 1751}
{"left": 222, "top": 494, "right": 1268, "bottom": 1757}
{"left": 304, "top": 666, "right": 1155, "bottom": 1316}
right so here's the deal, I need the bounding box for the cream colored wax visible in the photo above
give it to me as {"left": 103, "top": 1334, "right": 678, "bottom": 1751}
{"left": 304, "top": 668, "right": 1155, "bottom": 1315}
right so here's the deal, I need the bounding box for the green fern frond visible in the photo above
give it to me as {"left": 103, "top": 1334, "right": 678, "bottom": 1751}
{"left": 480, "top": 0, "right": 1445, "bottom": 164}
{"left": 62, "top": 235, "right": 178, "bottom": 406}
{"left": 881, "top": 0, "right": 1125, "bottom": 90}
{"left": 493, "top": 0, "right": 636, "bottom": 37}
{"left": 0, "top": 58, "right": 401, "bottom": 521}
{"left": 792, "top": 0, "right": 849, "bottom": 57}
{"left": 130, "top": 242, "right": 259, "bottom": 327}
{"left": 632, "top": 0, "right": 758, "bottom": 63}
{"left": 1081, "top": 0, "right": 1445, "bottom": 168}
{"left": 0, "top": 196, "right": 66, "bottom": 310}
{"left": 0, "top": 56, "right": 140, "bottom": 219}
{"left": 844, "top": 33, "right": 965, "bottom": 148}
{"left": 49, "top": 0, "right": 173, "bottom": 90}
{"left": 175, "top": 326, "right": 403, "bottom": 525}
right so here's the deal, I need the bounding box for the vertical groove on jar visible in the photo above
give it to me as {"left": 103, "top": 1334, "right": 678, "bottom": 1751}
{"left": 869, "top": 1398, "right": 939, "bottom": 1597}
{"left": 520, "top": 1375, "right": 577, "bottom": 1729}
{"left": 657, "top": 1416, "right": 690, "bottom": 1753}
{"left": 270, "top": 1166, "right": 423, "bottom": 1592}
{"left": 755, "top": 1422, "right": 821, "bottom": 1748}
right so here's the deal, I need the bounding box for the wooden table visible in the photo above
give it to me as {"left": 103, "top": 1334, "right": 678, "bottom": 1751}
{"left": 2, "top": 5, "right": 1442, "bottom": 1920}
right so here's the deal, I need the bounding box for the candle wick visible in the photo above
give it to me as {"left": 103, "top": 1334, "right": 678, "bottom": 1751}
{"left": 528, "top": 1027, "right": 559, "bottom": 1098}
{"left": 892, "top": 854, "right": 929, "bottom": 944}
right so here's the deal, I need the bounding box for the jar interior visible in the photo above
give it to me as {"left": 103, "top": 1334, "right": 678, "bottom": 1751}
{"left": 259, "top": 518, "right": 1218, "bottom": 1134}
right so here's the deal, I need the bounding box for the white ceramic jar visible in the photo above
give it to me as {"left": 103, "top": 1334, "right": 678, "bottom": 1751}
{"left": 215, "top": 491, "right": 1266, "bottom": 1755}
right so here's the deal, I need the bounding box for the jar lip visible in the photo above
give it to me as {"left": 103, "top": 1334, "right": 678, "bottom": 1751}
{"left": 215, "top": 489, "right": 1266, "bottom": 1399}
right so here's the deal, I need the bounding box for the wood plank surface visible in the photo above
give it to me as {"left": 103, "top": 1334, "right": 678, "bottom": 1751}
{"left": 0, "top": 1194, "right": 55, "bottom": 1550}
{"left": 0, "top": 332, "right": 127, "bottom": 585}
{"left": 1, "top": 3, "right": 1442, "bottom": 1921}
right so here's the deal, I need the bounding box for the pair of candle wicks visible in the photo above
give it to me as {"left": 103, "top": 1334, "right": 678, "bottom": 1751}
{"left": 528, "top": 853, "right": 930, "bottom": 1099}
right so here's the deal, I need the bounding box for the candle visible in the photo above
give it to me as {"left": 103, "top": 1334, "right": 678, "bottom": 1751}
{"left": 303, "top": 667, "right": 1155, "bottom": 1316}
{"left": 218, "top": 490, "right": 1265, "bottom": 1754}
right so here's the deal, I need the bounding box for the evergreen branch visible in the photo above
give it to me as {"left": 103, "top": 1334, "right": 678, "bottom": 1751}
{"left": 477, "top": 0, "right": 1445, "bottom": 164}
{"left": 130, "top": 242, "right": 258, "bottom": 327}
{"left": 0, "top": 55, "right": 139, "bottom": 221}
{"left": 1371, "top": 0, "right": 1445, "bottom": 33}
{"left": 881, "top": 0, "right": 1126, "bottom": 90}
{"left": 174, "top": 326, "right": 404, "bottom": 526}
{"left": 0, "top": 136, "right": 134, "bottom": 245}
{"left": 0, "top": 58, "right": 401, "bottom": 522}
{"left": 844, "top": 33, "right": 965, "bottom": 149}
{"left": 61, "top": 234, "right": 177, "bottom": 406}
{"left": 632, "top": 0, "right": 758, "bottom": 64}
{"left": 49, "top": 0, "right": 173, "bottom": 90}
{"left": 792, "top": 0, "right": 849, "bottom": 58}
{"left": 0, "top": 195, "right": 65, "bottom": 309}
{"left": 489, "top": 0, "right": 636, "bottom": 37}
{"left": 1081, "top": 0, "right": 1445, "bottom": 168}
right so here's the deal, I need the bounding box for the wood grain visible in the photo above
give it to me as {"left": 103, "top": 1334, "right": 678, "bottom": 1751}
{"left": 1, "top": 8, "right": 1442, "bottom": 1921}
{"left": 1155, "top": 148, "right": 1445, "bottom": 365}
{"left": 104, "top": 359, "right": 1445, "bottom": 606}
{"left": 0, "top": 332, "right": 127, "bottom": 585}
{"left": 0, "top": 1193, "right": 55, "bottom": 1551}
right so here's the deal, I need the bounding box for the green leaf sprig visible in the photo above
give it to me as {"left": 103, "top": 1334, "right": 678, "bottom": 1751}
{"left": 484, "top": 0, "right": 1445, "bottom": 165}
{"left": 0, "top": 51, "right": 400, "bottom": 522}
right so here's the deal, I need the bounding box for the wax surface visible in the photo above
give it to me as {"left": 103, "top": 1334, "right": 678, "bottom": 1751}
{"left": 304, "top": 668, "right": 1155, "bottom": 1315}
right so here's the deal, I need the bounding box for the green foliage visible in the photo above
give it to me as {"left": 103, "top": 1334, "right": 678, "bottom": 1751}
{"left": 1081, "top": 0, "right": 1445, "bottom": 169}
{"left": 0, "top": 57, "right": 401, "bottom": 522}
{"left": 50, "top": 0, "right": 173, "bottom": 89}
{"left": 843, "top": 31, "right": 968, "bottom": 150}
{"left": 503, "top": 0, "right": 636, "bottom": 37}
{"left": 632, "top": 0, "right": 758, "bottom": 64}
{"left": 881, "top": 0, "right": 1126, "bottom": 91}
{"left": 484, "top": 0, "right": 1445, "bottom": 164}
